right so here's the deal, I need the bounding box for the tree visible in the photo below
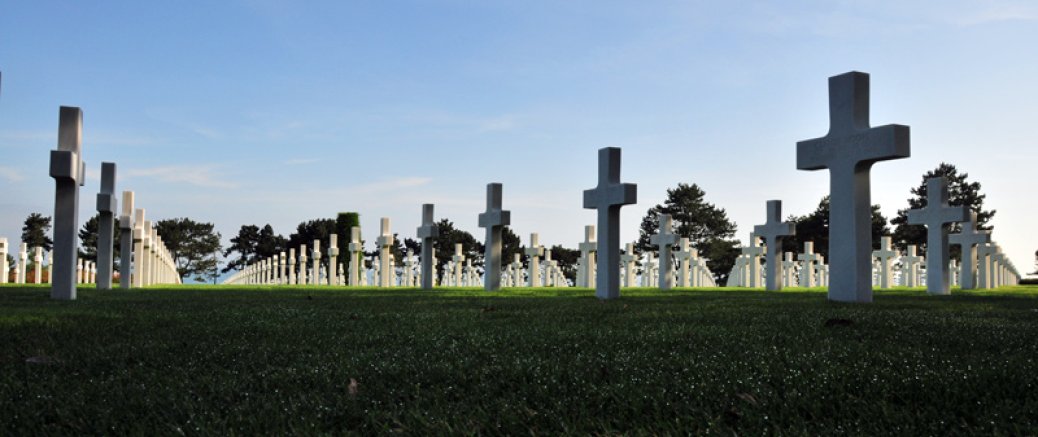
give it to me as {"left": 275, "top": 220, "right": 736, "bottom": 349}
{"left": 284, "top": 218, "right": 337, "bottom": 272}
{"left": 432, "top": 219, "right": 483, "bottom": 274}
{"left": 501, "top": 226, "right": 524, "bottom": 267}
{"left": 890, "top": 163, "right": 996, "bottom": 255}
{"left": 548, "top": 245, "right": 580, "bottom": 285}
{"left": 154, "top": 218, "right": 222, "bottom": 282}
{"left": 222, "top": 225, "right": 260, "bottom": 273}
{"left": 21, "top": 213, "right": 53, "bottom": 251}
{"left": 77, "top": 214, "right": 122, "bottom": 266}
{"left": 256, "top": 225, "right": 287, "bottom": 260}
{"left": 635, "top": 183, "right": 740, "bottom": 285}
{"left": 780, "top": 196, "right": 889, "bottom": 261}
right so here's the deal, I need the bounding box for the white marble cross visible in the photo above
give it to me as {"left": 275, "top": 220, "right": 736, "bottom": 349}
{"left": 674, "top": 238, "right": 692, "bottom": 288}
{"left": 798, "top": 242, "right": 819, "bottom": 287}
{"left": 753, "top": 200, "right": 796, "bottom": 291}
{"left": 741, "top": 233, "right": 765, "bottom": 288}
{"left": 478, "top": 183, "right": 511, "bottom": 291}
{"left": 620, "top": 243, "right": 637, "bottom": 288}
{"left": 49, "top": 107, "right": 86, "bottom": 299}
{"left": 650, "top": 214, "right": 679, "bottom": 290}
{"left": 872, "top": 236, "right": 897, "bottom": 289}
{"left": 948, "top": 212, "right": 990, "bottom": 290}
{"left": 452, "top": 243, "right": 465, "bottom": 287}
{"left": 797, "top": 72, "right": 910, "bottom": 303}
{"left": 377, "top": 218, "right": 394, "bottom": 288}
{"left": 902, "top": 245, "right": 923, "bottom": 287}
{"left": 298, "top": 244, "right": 308, "bottom": 285}
{"left": 348, "top": 227, "right": 363, "bottom": 286}
{"left": 524, "top": 233, "right": 544, "bottom": 288}
{"left": 578, "top": 225, "right": 598, "bottom": 288}
{"left": 582, "top": 147, "right": 637, "bottom": 299}
{"left": 0, "top": 238, "right": 8, "bottom": 284}
{"left": 328, "top": 234, "right": 340, "bottom": 286}
{"left": 906, "top": 177, "right": 968, "bottom": 295}
{"left": 416, "top": 204, "right": 439, "bottom": 290}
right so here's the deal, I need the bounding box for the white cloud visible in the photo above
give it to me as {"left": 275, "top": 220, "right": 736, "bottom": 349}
{"left": 0, "top": 166, "right": 24, "bottom": 182}
{"left": 125, "top": 165, "right": 239, "bottom": 189}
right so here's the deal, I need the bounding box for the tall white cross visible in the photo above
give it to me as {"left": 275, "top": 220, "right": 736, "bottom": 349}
{"left": 798, "top": 242, "right": 819, "bottom": 287}
{"left": 906, "top": 177, "right": 968, "bottom": 295}
{"left": 741, "top": 233, "right": 765, "bottom": 288}
{"left": 582, "top": 147, "right": 637, "bottom": 299}
{"left": 416, "top": 204, "right": 439, "bottom": 290}
{"left": 797, "top": 72, "right": 910, "bottom": 302}
{"left": 872, "top": 236, "right": 897, "bottom": 289}
{"left": 478, "top": 183, "right": 510, "bottom": 291}
{"left": 753, "top": 200, "right": 796, "bottom": 291}
{"left": 949, "top": 212, "right": 990, "bottom": 290}
{"left": 650, "top": 214, "right": 679, "bottom": 290}
{"left": 377, "top": 218, "right": 394, "bottom": 288}
{"left": 524, "top": 233, "right": 544, "bottom": 287}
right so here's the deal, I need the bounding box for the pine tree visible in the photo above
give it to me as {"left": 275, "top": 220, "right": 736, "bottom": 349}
{"left": 635, "top": 183, "right": 740, "bottom": 285}
{"left": 21, "top": 213, "right": 53, "bottom": 251}
{"left": 890, "top": 163, "right": 995, "bottom": 255}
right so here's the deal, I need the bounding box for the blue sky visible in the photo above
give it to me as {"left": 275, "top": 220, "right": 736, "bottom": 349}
{"left": 1, "top": 1, "right": 1036, "bottom": 278}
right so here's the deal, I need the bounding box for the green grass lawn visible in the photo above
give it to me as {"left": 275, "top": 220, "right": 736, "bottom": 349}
{"left": 1, "top": 285, "right": 1037, "bottom": 434}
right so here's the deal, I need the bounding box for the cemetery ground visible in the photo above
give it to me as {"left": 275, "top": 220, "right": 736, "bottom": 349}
{"left": 1, "top": 286, "right": 1037, "bottom": 434}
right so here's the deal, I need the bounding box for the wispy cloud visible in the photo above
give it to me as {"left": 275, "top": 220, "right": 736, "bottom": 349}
{"left": 0, "top": 166, "right": 25, "bottom": 182}
{"left": 125, "top": 165, "right": 239, "bottom": 189}
{"left": 284, "top": 158, "right": 319, "bottom": 165}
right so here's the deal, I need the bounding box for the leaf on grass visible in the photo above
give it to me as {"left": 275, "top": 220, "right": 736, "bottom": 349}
{"left": 736, "top": 392, "right": 759, "bottom": 406}
{"left": 347, "top": 378, "right": 359, "bottom": 397}
{"left": 25, "top": 356, "right": 56, "bottom": 365}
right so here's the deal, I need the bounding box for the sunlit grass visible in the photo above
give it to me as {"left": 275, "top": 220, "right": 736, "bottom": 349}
{"left": 1, "top": 284, "right": 1036, "bottom": 434}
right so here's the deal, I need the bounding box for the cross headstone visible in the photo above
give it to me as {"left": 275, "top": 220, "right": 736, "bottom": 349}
{"left": 798, "top": 242, "right": 819, "bottom": 287}
{"left": 902, "top": 245, "right": 923, "bottom": 287}
{"left": 577, "top": 225, "right": 598, "bottom": 288}
{"left": 872, "top": 236, "right": 897, "bottom": 289}
{"left": 348, "top": 227, "right": 362, "bottom": 286}
{"left": 976, "top": 242, "right": 996, "bottom": 289}
{"left": 0, "top": 238, "right": 7, "bottom": 284}
{"left": 510, "top": 253, "right": 523, "bottom": 287}
{"left": 33, "top": 247, "right": 43, "bottom": 284}
{"left": 377, "top": 218, "right": 394, "bottom": 288}
{"left": 650, "top": 214, "right": 679, "bottom": 290}
{"left": 328, "top": 234, "right": 339, "bottom": 286}
{"left": 582, "top": 147, "right": 637, "bottom": 299}
{"left": 620, "top": 243, "right": 637, "bottom": 288}
{"left": 797, "top": 72, "right": 911, "bottom": 302}
{"left": 781, "top": 252, "right": 796, "bottom": 287}
{"left": 132, "top": 209, "right": 147, "bottom": 287}
{"left": 524, "top": 233, "right": 544, "bottom": 287}
{"left": 298, "top": 244, "right": 308, "bottom": 285}
{"left": 416, "top": 204, "right": 439, "bottom": 290}
{"left": 949, "top": 212, "right": 991, "bottom": 290}
{"left": 312, "top": 239, "right": 322, "bottom": 286}
{"left": 740, "top": 233, "right": 765, "bottom": 288}
{"left": 478, "top": 183, "right": 511, "bottom": 291}
{"left": 403, "top": 249, "right": 415, "bottom": 287}
{"left": 753, "top": 200, "right": 796, "bottom": 291}
{"left": 674, "top": 238, "right": 692, "bottom": 288}
{"left": 452, "top": 243, "right": 465, "bottom": 287}
{"left": 119, "top": 191, "right": 134, "bottom": 289}
{"left": 95, "top": 162, "right": 117, "bottom": 290}
{"left": 49, "top": 107, "right": 86, "bottom": 300}
{"left": 906, "top": 177, "right": 968, "bottom": 295}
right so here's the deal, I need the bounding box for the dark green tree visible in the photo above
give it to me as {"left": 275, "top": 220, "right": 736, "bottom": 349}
{"left": 222, "top": 225, "right": 260, "bottom": 273}
{"left": 635, "top": 183, "right": 740, "bottom": 285}
{"left": 287, "top": 219, "right": 337, "bottom": 268}
{"left": 501, "top": 226, "right": 524, "bottom": 267}
{"left": 21, "top": 213, "right": 53, "bottom": 251}
{"left": 77, "top": 214, "right": 121, "bottom": 265}
{"left": 890, "top": 163, "right": 995, "bottom": 255}
{"left": 432, "top": 219, "right": 483, "bottom": 274}
{"left": 780, "top": 196, "right": 889, "bottom": 261}
{"left": 548, "top": 245, "right": 580, "bottom": 285}
{"left": 154, "top": 218, "right": 222, "bottom": 282}
{"left": 256, "top": 225, "right": 287, "bottom": 260}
